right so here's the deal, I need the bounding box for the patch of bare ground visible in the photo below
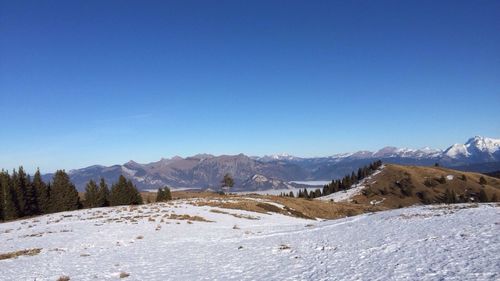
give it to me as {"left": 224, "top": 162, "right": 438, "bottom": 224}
{"left": 0, "top": 248, "right": 42, "bottom": 260}
{"left": 57, "top": 276, "right": 70, "bottom": 281}
{"left": 166, "top": 213, "right": 213, "bottom": 222}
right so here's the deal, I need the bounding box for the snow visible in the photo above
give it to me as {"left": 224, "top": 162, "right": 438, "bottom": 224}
{"left": 445, "top": 144, "right": 471, "bottom": 158}
{"left": 444, "top": 136, "right": 500, "bottom": 158}
{"left": 467, "top": 136, "right": 500, "bottom": 154}
{"left": 318, "top": 166, "right": 384, "bottom": 202}
{"left": 1, "top": 202, "right": 498, "bottom": 281}
{"left": 447, "top": 175, "right": 454, "bottom": 180}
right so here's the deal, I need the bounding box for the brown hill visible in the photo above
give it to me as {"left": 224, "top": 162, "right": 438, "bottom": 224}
{"left": 350, "top": 164, "right": 500, "bottom": 209}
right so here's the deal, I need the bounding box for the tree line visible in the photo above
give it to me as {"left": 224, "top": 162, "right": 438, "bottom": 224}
{"left": 0, "top": 167, "right": 147, "bottom": 222}
{"left": 280, "top": 160, "right": 383, "bottom": 199}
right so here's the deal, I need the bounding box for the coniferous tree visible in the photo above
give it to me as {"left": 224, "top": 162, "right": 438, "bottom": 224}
{"left": 24, "top": 174, "right": 39, "bottom": 216}
{"left": 109, "top": 175, "right": 142, "bottom": 206}
{"left": 12, "top": 168, "right": 28, "bottom": 216}
{"left": 221, "top": 173, "right": 234, "bottom": 192}
{"left": 479, "top": 176, "right": 487, "bottom": 185}
{"left": 33, "top": 169, "right": 50, "bottom": 214}
{"left": 97, "top": 178, "right": 110, "bottom": 207}
{"left": 50, "top": 170, "right": 80, "bottom": 212}
{"left": 84, "top": 179, "right": 99, "bottom": 208}
{"left": 156, "top": 187, "right": 172, "bottom": 202}
{"left": 303, "top": 189, "right": 309, "bottom": 199}
{"left": 0, "top": 171, "right": 4, "bottom": 220}
{"left": 314, "top": 188, "right": 322, "bottom": 198}
{"left": 164, "top": 186, "right": 172, "bottom": 201}
{"left": 1, "top": 170, "right": 19, "bottom": 220}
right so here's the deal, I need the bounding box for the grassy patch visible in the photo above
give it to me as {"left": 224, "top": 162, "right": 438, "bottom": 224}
{"left": 166, "top": 213, "right": 213, "bottom": 222}
{"left": 0, "top": 248, "right": 42, "bottom": 260}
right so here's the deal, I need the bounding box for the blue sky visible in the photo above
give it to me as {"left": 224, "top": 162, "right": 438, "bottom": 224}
{"left": 1, "top": 0, "right": 499, "bottom": 172}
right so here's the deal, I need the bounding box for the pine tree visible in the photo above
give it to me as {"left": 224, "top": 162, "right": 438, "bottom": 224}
{"left": 156, "top": 188, "right": 165, "bottom": 202}
{"left": 24, "top": 174, "right": 39, "bottom": 216}
{"left": 351, "top": 172, "right": 357, "bottom": 184}
{"left": 221, "top": 173, "right": 234, "bottom": 192}
{"left": 314, "top": 188, "right": 322, "bottom": 198}
{"left": 12, "top": 168, "right": 28, "bottom": 216}
{"left": 164, "top": 186, "right": 172, "bottom": 201}
{"left": 84, "top": 179, "right": 99, "bottom": 208}
{"left": 479, "top": 176, "right": 487, "bottom": 185}
{"left": 1, "top": 171, "right": 19, "bottom": 220}
{"left": 0, "top": 171, "right": 4, "bottom": 220}
{"left": 50, "top": 170, "right": 80, "bottom": 212}
{"left": 304, "top": 189, "right": 310, "bottom": 199}
{"left": 156, "top": 186, "right": 172, "bottom": 202}
{"left": 97, "top": 178, "right": 110, "bottom": 207}
{"left": 109, "top": 175, "right": 142, "bottom": 206}
{"left": 32, "top": 169, "right": 48, "bottom": 214}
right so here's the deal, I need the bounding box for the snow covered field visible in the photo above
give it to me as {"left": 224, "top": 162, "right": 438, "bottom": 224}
{"left": 0, "top": 200, "right": 498, "bottom": 281}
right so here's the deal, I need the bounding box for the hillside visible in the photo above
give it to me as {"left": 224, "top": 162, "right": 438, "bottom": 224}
{"left": 340, "top": 164, "right": 500, "bottom": 209}
{"left": 0, "top": 199, "right": 498, "bottom": 280}
{"left": 486, "top": 170, "right": 500, "bottom": 179}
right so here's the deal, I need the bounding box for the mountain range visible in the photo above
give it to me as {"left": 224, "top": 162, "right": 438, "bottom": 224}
{"left": 43, "top": 136, "right": 500, "bottom": 191}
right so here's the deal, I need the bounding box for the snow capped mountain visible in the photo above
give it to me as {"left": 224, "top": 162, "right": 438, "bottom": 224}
{"left": 259, "top": 136, "right": 498, "bottom": 163}
{"left": 257, "top": 153, "right": 301, "bottom": 162}
{"left": 443, "top": 136, "right": 500, "bottom": 163}
{"left": 468, "top": 136, "right": 500, "bottom": 153}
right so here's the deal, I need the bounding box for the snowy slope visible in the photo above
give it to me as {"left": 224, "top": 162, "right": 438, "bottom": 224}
{"left": 318, "top": 166, "right": 384, "bottom": 202}
{"left": 0, "top": 202, "right": 498, "bottom": 281}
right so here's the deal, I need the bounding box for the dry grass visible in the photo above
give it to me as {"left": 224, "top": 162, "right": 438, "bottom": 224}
{"left": 166, "top": 213, "right": 213, "bottom": 222}
{"left": 138, "top": 190, "right": 220, "bottom": 203}
{"left": 210, "top": 209, "right": 259, "bottom": 220}
{"left": 350, "top": 164, "right": 500, "bottom": 209}
{"left": 195, "top": 195, "right": 378, "bottom": 220}
{"left": 0, "top": 248, "right": 42, "bottom": 260}
{"left": 57, "top": 276, "right": 70, "bottom": 281}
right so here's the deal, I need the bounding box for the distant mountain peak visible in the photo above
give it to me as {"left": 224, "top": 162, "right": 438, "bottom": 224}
{"left": 125, "top": 160, "right": 139, "bottom": 165}
{"left": 443, "top": 136, "right": 500, "bottom": 160}
{"left": 258, "top": 153, "right": 300, "bottom": 162}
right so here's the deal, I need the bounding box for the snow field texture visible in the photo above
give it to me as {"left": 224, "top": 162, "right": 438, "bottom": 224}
{"left": 0, "top": 200, "right": 498, "bottom": 281}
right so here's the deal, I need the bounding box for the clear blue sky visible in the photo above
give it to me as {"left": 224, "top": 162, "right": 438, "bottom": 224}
{"left": 1, "top": 0, "right": 499, "bottom": 172}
